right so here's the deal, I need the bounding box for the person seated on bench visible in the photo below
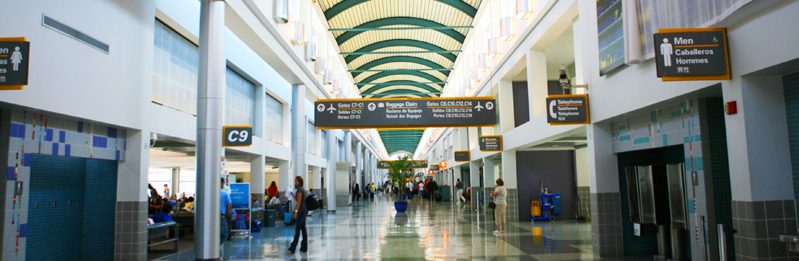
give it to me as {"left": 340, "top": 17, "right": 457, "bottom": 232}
{"left": 152, "top": 199, "right": 173, "bottom": 223}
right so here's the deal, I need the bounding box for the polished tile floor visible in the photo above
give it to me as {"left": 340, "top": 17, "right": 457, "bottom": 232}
{"left": 155, "top": 195, "right": 600, "bottom": 260}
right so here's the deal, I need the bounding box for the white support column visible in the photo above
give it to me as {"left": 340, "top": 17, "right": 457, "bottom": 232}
{"left": 326, "top": 131, "right": 337, "bottom": 211}
{"left": 250, "top": 155, "right": 265, "bottom": 208}
{"left": 355, "top": 142, "right": 363, "bottom": 188}
{"left": 498, "top": 80, "right": 515, "bottom": 132}
{"left": 195, "top": 0, "right": 225, "bottom": 258}
{"left": 344, "top": 132, "right": 352, "bottom": 162}
{"left": 483, "top": 159, "right": 496, "bottom": 189}
{"left": 586, "top": 124, "right": 623, "bottom": 256}
{"left": 469, "top": 161, "right": 482, "bottom": 211}
{"left": 114, "top": 130, "right": 150, "bottom": 259}
{"left": 527, "top": 50, "right": 548, "bottom": 118}
{"left": 279, "top": 160, "right": 291, "bottom": 191}
{"left": 291, "top": 84, "right": 308, "bottom": 190}
{"left": 311, "top": 166, "right": 322, "bottom": 191}
{"left": 500, "top": 151, "right": 517, "bottom": 189}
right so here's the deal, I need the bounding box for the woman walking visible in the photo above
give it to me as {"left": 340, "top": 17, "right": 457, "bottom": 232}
{"left": 288, "top": 176, "right": 309, "bottom": 254}
{"left": 491, "top": 178, "right": 507, "bottom": 235}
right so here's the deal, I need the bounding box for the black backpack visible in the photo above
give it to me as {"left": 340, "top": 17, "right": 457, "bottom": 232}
{"left": 307, "top": 194, "right": 321, "bottom": 210}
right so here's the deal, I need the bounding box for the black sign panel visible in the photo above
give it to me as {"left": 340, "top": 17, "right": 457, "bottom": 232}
{"left": 546, "top": 95, "right": 590, "bottom": 125}
{"left": 223, "top": 126, "right": 253, "bottom": 147}
{"left": 377, "top": 160, "right": 428, "bottom": 169}
{"left": 479, "top": 136, "right": 502, "bottom": 151}
{"left": 654, "top": 28, "right": 730, "bottom": 81}
{"left": 429, "top": 165, "right": 440, "bottom": 171}
{"left": 454, "top": 151, "right": 470, "bottom": 162}
{"left": 0, "top": 38, "right": 30, "bottom": 90}
{"left": 314, "top": 97, "right": 497, "bottom": 129}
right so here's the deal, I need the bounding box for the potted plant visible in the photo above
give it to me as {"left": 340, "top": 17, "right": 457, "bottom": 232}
{"left": 388, "top": 155, "right": 413, "bottom": 212}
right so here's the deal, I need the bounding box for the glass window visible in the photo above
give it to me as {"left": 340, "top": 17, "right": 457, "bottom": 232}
{"left": 179, "top": 169, "right": 197, "bottom": 197}
{"left": 264, "top": 93, "right": 284, "bottom": 144}
{"left": 634, "top": 0, "right": 751, "bottom": 59}
{"left": 225, "top": 68, "right": 256, "bottom": 126}
{"left": 152, "top": 20, "right": 199, "bottom": 114}
{"left": 147, "top": 168, "right": 172, "bottom": 197}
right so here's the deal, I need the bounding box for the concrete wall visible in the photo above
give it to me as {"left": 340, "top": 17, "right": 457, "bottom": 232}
{"left": 515, "top": 151, "right": 576, "bottom": 221}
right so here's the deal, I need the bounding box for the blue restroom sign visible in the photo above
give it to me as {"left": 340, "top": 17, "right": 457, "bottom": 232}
{"left": 223, "top": 126, "right": 252, "bottom": 147}
{"left": 0, "top": 38, "right": 30, "bottom": 90}
{"left": 654, "top": 28, "right": 730, "bottom": 81}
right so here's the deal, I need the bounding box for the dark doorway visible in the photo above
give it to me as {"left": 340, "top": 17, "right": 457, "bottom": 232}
{"left": 515, "top": 151, "right": 576, "bottom": 221}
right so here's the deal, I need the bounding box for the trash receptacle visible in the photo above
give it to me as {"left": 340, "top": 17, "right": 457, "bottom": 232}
{"left": 439, "top": 187, "right": 451, "bottom": 201}
{"left": 264, "top": 209, "right": 276, "bottom": 227}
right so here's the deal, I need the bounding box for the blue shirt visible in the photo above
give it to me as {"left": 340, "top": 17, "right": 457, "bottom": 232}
{"left": 221, "top": 189, "right": 232, "bottom": 215}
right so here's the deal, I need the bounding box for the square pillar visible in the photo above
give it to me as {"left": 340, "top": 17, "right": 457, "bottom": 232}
{"left": 114, "top": 130, "right": 150, "bottom": 260}
{"left": 250, "top": 155, "right": 265, "bottom": 208}
{"left": 587, "top": 124, "right": 623, "bottom": 257}
{"left": 290, "top": 84, "right": 308, "bottom": 189}
{"left": 502, "top": 150, "right": 519, "bottom": 222}
{"left": 278, "top": 160, "right": 291, "bottom": 191}
{"left": 527, "top": 50, "right": 548, "bottom": 118}
{"left": 723, "top": 76, "right": 797, "bottom": 260}
{"left": 326, "top": 131, "right": 337, "bottom": 211}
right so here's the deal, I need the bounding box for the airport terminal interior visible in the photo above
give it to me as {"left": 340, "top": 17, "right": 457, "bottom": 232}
{"left": 3, "top": 0, "right": 799, "bottom": 260}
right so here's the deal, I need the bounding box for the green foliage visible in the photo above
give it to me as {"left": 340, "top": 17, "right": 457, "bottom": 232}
{"left": 387, "top": 154, "right": 413, "bottom": 187}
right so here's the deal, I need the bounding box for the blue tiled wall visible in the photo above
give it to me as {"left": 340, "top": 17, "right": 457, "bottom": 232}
{"left": 82, "top": 159, "right": 117, "bottom": 260}
{"left": 784, "top": 72, "right": 799, "bottom": 217}
{"left": 26, "top": 155, "right": 86, "bottom": 261}
{"left": 24, "top": 155, "right": 117, "bottom": 260}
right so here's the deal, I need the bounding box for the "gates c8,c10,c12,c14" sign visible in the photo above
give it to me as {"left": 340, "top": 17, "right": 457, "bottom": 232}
{"left": 314, "top": 97, "right": 497, "bottom": 129}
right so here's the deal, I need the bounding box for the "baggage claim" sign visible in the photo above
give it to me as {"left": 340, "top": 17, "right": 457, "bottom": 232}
{"left": 314, "top": 97, "right": 497, "bottom": 129}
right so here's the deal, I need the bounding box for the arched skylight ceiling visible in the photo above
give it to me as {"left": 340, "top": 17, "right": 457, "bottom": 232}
{"left": 316, "top": 0, "right": 482, "bottom": 155}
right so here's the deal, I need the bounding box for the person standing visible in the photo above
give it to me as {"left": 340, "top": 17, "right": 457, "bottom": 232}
{"left": 490, "top": 179, "right": 507, "bottom": 235}
{"left": 455, "top": 179, "right": 465, "bottom": 205}
{"left": 352, "top": 183, "right": 360, "bottom": 202}
{"left": 428, "top": 179, "right": 438, "bottom": 203}
{"left": 163, "top": 184, "right": 171, "bottom": 198}
{"left": 267, "top": 181, "right": 279, "bottom": 200}
{"left": 220, "top": 178, "right": 233, "bottom": 244}
{"left": 288, "top": 176, "right": 309, "bottom": 254}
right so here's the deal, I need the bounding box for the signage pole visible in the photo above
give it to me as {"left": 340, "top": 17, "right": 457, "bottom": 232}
{"left": 196, "top": 0, "right": 225, "bottom": 259}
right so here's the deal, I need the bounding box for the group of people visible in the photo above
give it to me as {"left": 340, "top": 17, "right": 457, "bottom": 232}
{"left": 147, "top": 184, "right": 195, "bottom": 224}
{"left": 350, "top": 182, "right": 379, "bottom": 201}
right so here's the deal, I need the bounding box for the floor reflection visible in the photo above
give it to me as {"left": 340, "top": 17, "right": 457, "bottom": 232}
{"left": 153, "top": 195, "right": 597, "bottom": 260}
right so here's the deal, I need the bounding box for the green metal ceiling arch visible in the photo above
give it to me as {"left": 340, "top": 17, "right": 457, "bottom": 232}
{"left": 365, "top": 89, "right": 436, "bottom": 98}
{"left": 344, "top": 39, "right": 457, "bottom": 64}
{"left": 351, "top": 56, "right": 450, "bottom": 78}
{"left": 359, "top": 70, "right": 445, "bottom": 88}
{"left": 360, "top": 80, "right": 441, "bottom": 95}
{"left": 325, "top": 0, "right": 477, "bottom": 20}
{"left": 336, "top": 17, "right": 466, "bottom": 45}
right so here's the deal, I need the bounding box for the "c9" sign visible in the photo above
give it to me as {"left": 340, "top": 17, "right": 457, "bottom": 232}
{"left": 223, "top": 126, "right": 253, "bottom": 147}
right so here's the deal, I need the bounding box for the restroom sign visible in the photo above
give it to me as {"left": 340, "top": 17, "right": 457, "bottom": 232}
{"left": 223, "top": 126, "right": 252, "bottom": 147}
{"left": 654, "top": 28, "right": 730, "bottom": 81}
{"left": 0, "top": 38, "right": 30, "bottom": 90}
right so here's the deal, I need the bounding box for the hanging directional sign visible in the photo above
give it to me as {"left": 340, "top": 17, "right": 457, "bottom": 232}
{"left": 479, "top": 135, "right": 502, "bottom": 151}
{"left": 377, "top": 160, "right": 428, "bottom": 169}
{"left": 454, "top": 151, "right": 470, "bottom": 162}
{"left": 546, "top": 94, "right": 590, "bottom": 125}
{"left": 429, "top": 165, "right": 440, "bottom": 171}
{"left": 654, "top": 28, "right": 730, "bottom": 81}
{"left": 0, "top": 38, "right": 30, "bottom": 90}
{"left": 314, "top": 97, "right": 497, "bottom": 129}
{"left": 223, "top": 126, "right": 253, "bottom": 147}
